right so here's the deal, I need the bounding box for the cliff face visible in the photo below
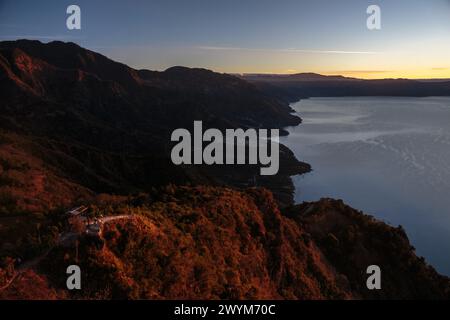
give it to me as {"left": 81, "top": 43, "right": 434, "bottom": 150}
{"left": 2, "top": 186, "right": 448, "bottom": 300}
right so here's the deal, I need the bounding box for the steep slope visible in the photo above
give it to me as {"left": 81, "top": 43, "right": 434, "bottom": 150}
{"left": 0, "top": 40, "right": 309, "bottom": 205}
{"left": 1, "top": 186, "right": 448, "bottom": 299}
{"left": 0, "top": 133, "right": 92, "bottom": 213}
{"left": 285, "top": 199, "right": 450, "bottom": 299}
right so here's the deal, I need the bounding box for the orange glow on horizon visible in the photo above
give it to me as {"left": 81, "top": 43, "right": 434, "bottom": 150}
{"left": 227, "top": 69, "right": 450, "bottom": 80}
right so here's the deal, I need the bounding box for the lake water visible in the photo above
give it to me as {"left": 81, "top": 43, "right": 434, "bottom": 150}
{"left": 280, "top": 97, "right": 450, "bottom": 275}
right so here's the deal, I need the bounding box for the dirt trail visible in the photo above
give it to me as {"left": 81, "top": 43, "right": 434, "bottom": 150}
{"left": 0, "top": 214, "right": 134, "bottom": 292}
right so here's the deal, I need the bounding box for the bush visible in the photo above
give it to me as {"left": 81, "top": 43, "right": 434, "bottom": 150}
{"left": 0, "top": 191, "right": 16, "bottom": 206}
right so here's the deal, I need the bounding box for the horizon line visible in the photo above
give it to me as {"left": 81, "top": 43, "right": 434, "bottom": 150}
{"left": 1, "top": 38, "right": 449, "bottom": 81}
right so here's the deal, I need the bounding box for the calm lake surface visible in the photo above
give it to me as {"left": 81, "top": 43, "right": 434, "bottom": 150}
{"left": 280, "top": 97, "right": 450, "bottom": 275}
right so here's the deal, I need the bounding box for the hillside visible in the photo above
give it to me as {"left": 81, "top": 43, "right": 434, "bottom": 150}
{"left": 0, "top": 40, "right": 309, "bottom": 206}
{"left": 1, "top": 186, "right": 449, "bottom": 299}
{"left": 0, "top": 40, "right": 449, "bottom": 300}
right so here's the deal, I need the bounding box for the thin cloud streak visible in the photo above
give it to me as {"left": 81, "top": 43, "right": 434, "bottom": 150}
{"left": 197, "top": 46, "right": 382, "bottom": 55}
{"left": 331, "top": 70, "right": 392, "bottom": 74}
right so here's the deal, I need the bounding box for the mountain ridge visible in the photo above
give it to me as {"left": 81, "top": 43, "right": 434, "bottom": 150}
{"left": 0, "top": 39, "right": 309, "bottom": 206}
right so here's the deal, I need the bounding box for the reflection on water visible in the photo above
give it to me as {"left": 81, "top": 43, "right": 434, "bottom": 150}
{"left": 281, "top": 97, "right": 450, "bottom": 275}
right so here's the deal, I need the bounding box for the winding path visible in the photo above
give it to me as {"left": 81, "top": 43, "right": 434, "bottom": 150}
{"left": 0, "top": 214, "right": 134, "bottom": 292}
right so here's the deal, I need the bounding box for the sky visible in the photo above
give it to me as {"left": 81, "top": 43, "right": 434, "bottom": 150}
{"left": 1, "top": 0, "right": 450, "bottom": 79}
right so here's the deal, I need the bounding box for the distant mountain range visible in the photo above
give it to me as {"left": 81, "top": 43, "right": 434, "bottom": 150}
{"left": 240, "top": 72, "right": 450, "bottom": 103}
{"left": 240, "top": 72, "right": 355, "bottom": 81}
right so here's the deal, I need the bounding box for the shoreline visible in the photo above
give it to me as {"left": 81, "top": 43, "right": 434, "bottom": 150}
{"left": 280, "top": 96, "right": 450, "bottom": 276}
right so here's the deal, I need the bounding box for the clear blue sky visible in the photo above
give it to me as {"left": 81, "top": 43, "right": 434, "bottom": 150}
{"left": 1, "top": 0, "right": 450, "bottom": 78}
